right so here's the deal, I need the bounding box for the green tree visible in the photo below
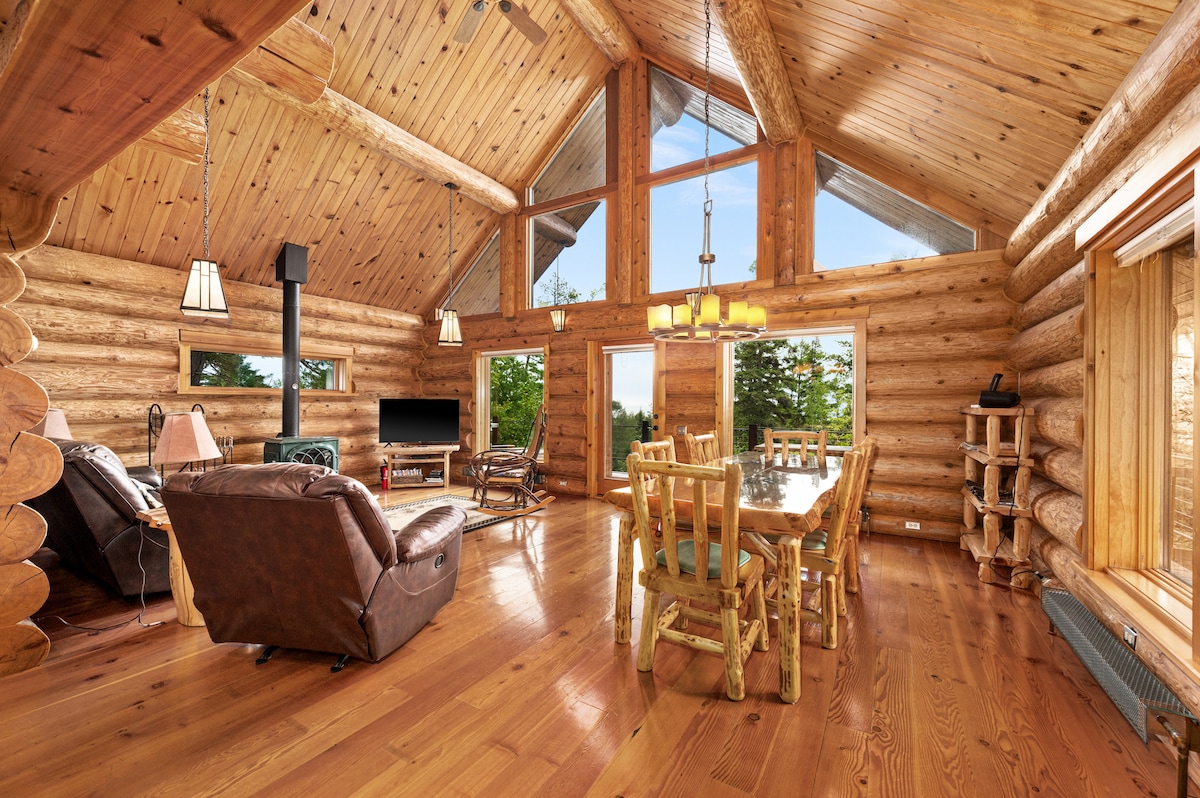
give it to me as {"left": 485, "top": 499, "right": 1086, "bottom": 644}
{"left": 489, "top": 354, "right": 544, "bottom": 447}
{"left": 733, "top": 336, "right": 854, "bottom": 449}
{"left": 190, "top": 351, "right": 271, "bottom": 388}
{"left": 300, "top": 358, "right": 334, "bottom": 390}
{"left": 535, "top": 269, "right": 601, "bottom": 307}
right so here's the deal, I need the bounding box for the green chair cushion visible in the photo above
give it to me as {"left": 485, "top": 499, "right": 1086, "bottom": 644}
{"left": 657, "top": 540, "right": 750, "bottom": 577}
{"left": 801, "top": 531, "right": 828, "bottom": 551}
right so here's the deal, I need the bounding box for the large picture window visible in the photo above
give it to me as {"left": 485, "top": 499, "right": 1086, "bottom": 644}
{"left": 647, "top": 66, "right": 759, "bottom": 296}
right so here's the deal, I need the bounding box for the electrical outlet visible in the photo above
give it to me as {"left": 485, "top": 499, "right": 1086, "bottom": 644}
{"left": 904, "top": 520, "right": 921, "bottom": 530}
{"left": 676, "top": 425, "right": 687, "bottom": 435}
{"left": 1123, "top": 625, "right": 1137, "bottom": 650}
{"left": 557, "top": 478, "right": 567, "bottom": 487}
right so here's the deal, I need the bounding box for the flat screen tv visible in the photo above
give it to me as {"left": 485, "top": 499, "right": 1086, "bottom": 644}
{"left": 379, "top": 398, "right": 460, "bottom": 444}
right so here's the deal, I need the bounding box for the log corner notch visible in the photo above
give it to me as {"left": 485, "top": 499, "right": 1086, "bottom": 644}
{"left": 712, "top": 0, "right": 805, "bottom": 145}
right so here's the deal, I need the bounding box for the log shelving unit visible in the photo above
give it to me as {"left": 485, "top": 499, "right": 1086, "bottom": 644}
{"left": 384, "top": 444, "right": 459, "bottom": 489}
{"left": 959, "top": 404, "right": 1038, "bottom": 588}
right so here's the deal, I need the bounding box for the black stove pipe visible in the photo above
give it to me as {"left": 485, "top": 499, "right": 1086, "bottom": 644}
{"left": 276, "top": 243, "right": 308, "bottom": 439}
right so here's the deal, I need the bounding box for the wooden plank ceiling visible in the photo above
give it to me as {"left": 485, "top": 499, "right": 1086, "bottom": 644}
{"left": 22, "top": 0, "right": 1180, "bottom": 317}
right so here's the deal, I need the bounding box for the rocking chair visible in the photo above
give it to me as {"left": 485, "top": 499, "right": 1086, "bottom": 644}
{"left": 470, "top": 404, "right": 556, "bottom": 517}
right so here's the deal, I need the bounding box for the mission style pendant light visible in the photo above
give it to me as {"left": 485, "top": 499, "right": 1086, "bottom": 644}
{"left": 180, "top": 86, "right": 230, "bottom": 319}
{"left": 438, "top": 183, "right": 464, "bottom": 347}
{"left": 647, "top": 0, "right": 765, "bottom": 343}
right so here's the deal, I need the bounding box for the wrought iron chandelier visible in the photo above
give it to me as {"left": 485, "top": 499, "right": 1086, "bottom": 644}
{"left": 647, "top": 0, "right": 764, "bottom": 343}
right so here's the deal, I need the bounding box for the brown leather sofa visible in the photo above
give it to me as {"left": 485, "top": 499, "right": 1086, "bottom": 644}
{"left": 160, "top": 463, "right": 465, "bottom": 668}
{"left": 27, "top": 440, "right": 171, "bottom": 597}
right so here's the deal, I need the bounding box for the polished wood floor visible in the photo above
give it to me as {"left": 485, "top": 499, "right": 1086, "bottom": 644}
{"left": 2, "top": 492, "right": 1192, "bottom": 797}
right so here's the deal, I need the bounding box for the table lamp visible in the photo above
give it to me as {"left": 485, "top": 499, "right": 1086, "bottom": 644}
{"left": 154, "top": 411, "right": 222, "bottom": 472}
{"left": 31, "top": 408, "right": 72, "bottom": 439}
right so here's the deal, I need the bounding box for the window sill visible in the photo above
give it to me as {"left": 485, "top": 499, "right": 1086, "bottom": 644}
{"left": 1076, "top": 562, "right": 1200, "bottom": 692}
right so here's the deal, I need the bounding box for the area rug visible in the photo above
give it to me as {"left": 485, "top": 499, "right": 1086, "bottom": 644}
{"left": 382, "top": 494, "right": 504, "bottom": 534}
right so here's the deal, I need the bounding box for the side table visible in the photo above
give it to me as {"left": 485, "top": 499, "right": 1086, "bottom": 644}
{"left": 136, "top": 506, "right": 205, "bottom": 627}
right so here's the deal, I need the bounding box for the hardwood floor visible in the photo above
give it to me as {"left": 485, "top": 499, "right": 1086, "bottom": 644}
{"left": 2, "top": 492, "right": 1191, "bottom": 797}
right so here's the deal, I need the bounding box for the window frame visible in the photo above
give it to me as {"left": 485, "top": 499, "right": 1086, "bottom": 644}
{"left": 720, "top": 313, "right": 868, "bottom": 457}
{"left": 1083, "top": 155, "right": 1200, "bottom": 651}
{"left": 473, "top": 345, "right": 549, "bottom": 460}
{"left": 177, "top": 329, "right": 354, "bottom": 396}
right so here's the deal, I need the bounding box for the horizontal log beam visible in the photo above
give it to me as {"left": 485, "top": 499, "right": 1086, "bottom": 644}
{"left": 1021, "top": 358, "right": 1085, "bottom": 398}
{"left": 1005, "top": 306, "right": 1083, "bottom": 373}
{"left": 1013, "top": 262, "right": 1084, "bottom": 332}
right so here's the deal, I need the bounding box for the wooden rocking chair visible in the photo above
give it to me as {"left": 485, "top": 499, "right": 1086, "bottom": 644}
{"left": 470, "top": 404, "right": 556, "bottom": 517}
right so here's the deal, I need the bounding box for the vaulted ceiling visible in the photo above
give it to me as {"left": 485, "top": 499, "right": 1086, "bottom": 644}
{"left": 2, "top": 0, "right": 1180, "bottom": 318}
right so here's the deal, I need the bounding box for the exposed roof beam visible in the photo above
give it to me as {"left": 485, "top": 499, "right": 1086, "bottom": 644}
{"left": 0, "top": 0, "right": 311, "bottom": 255}
{"left": 138, "top": 107, "right": 205, "bottom": 163}
{"left": 227, "top": 66, "right": 520, "bottom": 215}
{"left": 1004, "top": 0, "right": 1200, "bottom": 272}
{"left": 558, "top": 0, "right": 640, "bottom": 65}
{"left": 712, "top": 0, "right": 805, "bottom": 144}
{"left": 138, "top": 17, "right": 334, "bottom": 163}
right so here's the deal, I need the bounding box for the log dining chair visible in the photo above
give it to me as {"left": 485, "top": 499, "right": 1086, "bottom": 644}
{"left": 684, "top": 430, "right": 721, "bottom": 464}
{"left": 764, "top": 428, "right": 828, "bottom": 467}
{"left": 794, "top": 449, "right": 864, "bottom": 649}
{"left": 630, "top": 437, "right": 677, "bottom": 462}
{"left": 839, "top": 436, "right": 878, "bottom": 594}
{"left": 627, "top": 452, "right": 769, "bottom": 701}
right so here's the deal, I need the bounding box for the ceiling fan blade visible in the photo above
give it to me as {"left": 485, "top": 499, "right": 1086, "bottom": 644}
{"left": 498, "top": 1, "right": 547, "bottom": 46}
{"left": 454, "top": 0, "right": 487, "bottom": 44}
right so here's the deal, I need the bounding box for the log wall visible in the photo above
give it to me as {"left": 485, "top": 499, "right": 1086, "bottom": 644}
{"left": 13, "top": 245, "right": 426, "bottom": 486}
{"left": 419, "top": 249, "right": 1017, "bottom": 542}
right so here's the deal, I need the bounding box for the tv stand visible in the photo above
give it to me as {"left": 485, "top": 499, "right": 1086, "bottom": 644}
{"left": 384, "top": 444, "right": 459, "bottom": 489}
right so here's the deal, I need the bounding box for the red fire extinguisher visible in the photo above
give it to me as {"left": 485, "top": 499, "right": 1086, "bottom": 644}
{"left": 380, "top": 460, "right": 389, "bottom": 491}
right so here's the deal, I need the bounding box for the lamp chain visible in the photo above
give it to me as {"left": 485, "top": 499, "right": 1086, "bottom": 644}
{"left": 202, "top": 86, "right": 211, "bottom": 260}
{"left": 703, "top": 0, "right": 711, "bottom": 208}
{"left": 446, "top": 183, "right": 454, "bottom": 307}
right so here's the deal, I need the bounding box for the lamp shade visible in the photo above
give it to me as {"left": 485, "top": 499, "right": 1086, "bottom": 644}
{"left": 154, "top": 411, "right": 222, "bottom": 466}
{"left": 549, "top": 308, "right": 566, "bottom": 332}
{"left": 438, "top": 309, "right": 463, "bottom": 346}
{"left": 31, "top": 408, "right": 72, "bottom": 439}
{"left": 180, "top": 258, "right": 230, "bottom": 318}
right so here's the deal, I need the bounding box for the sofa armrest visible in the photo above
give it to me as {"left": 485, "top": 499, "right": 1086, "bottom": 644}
{"left": 128, "top": 466, "right": 163, "bottom": 489}
{"left": 394, "top": 506, "right": 466, "bottom": 562}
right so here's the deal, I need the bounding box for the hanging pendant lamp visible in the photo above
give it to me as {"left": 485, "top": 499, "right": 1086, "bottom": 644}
{"left": 181, "top": 86, "right": 230, "bottom": 319}
{"left": 647, "top": 0, "right": 764, "bottom": 343}
{"left": 438, "top": 183, "right": 463, "bottom": 346}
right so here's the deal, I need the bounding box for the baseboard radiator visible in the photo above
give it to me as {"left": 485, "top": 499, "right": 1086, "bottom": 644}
{"left": 1043, "top": 587, "right": 1200, "bottom": 798}
{"left": 1042, "top": 587, "right": 1193, "bottom": 741}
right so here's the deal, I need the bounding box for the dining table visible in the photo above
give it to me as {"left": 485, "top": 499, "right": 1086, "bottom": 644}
{"left": 603, "top": 449, "right": 843, "bottom": 704}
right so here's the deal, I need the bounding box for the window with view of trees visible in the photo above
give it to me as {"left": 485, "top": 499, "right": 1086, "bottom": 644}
{"left": 733, "top": 333, "right": 854, "bottom": 452}
{"left": 178, "top": 330, "right": 351, "bottom": 395}
{"left": 483, "top": 350, "right": 545, "bottom": 456}
{"left": 188, "top": 352, "right": 335, "bottom": 390}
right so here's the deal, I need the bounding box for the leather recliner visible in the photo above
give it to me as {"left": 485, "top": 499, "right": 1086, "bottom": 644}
{"left": 27, "top": 440, "right": 171, "bottom": 597}
{"left": 160, "top": 463, "right": 465, "bottom": 666}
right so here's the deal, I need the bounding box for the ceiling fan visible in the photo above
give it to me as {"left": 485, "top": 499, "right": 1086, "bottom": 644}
{"left": 454, "top": 1, "right": 548, "bottom": 47}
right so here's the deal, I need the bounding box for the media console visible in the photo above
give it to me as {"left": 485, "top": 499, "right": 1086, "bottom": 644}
{"left": 384, "top": 444, "right": 459, "bottom": 489}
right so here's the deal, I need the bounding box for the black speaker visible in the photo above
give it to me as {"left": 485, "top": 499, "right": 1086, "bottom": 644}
{"left": 275, "top": 242, "right": 308, "bottom": 284}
